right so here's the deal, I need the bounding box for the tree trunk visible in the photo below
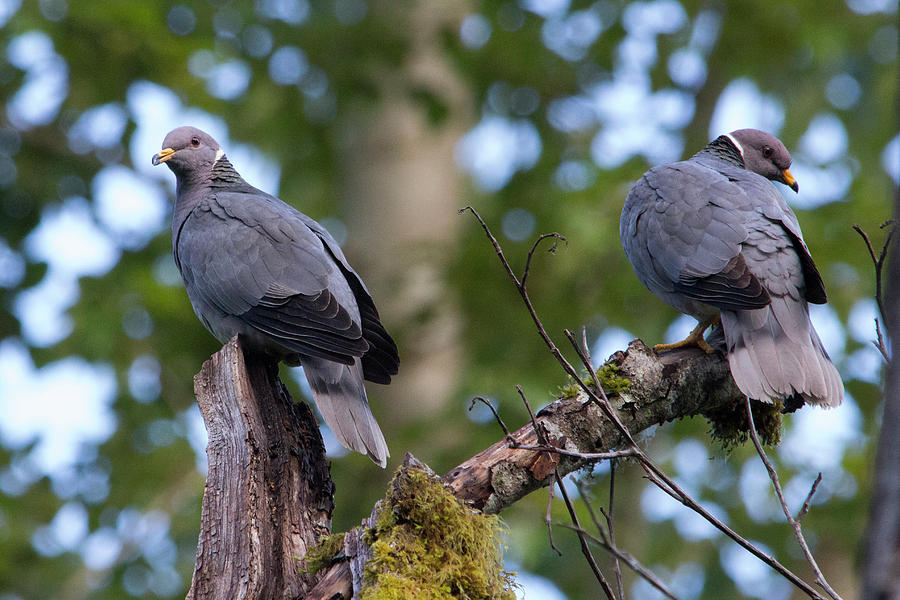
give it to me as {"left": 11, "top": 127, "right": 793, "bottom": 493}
{"left": 185, "top": 336, "right": 334, "bottom": 600}
{"left": 338, "top": 1, "right": 472, "bottom": 425}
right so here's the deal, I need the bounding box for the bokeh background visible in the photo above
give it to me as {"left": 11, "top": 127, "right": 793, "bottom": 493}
{"left": 0, "top": 0, "right": 896, "bottom": 598}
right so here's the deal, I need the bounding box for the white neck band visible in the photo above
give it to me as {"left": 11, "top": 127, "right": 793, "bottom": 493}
{"left": 724, "top": 133, "right": 744, "bottom": 157}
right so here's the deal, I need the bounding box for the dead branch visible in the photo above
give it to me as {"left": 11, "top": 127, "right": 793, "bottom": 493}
{"left": 442, "top": 339, "right": 739, "bottom": 512}
{"left": 853, "top": 220, "right": 895, "bottom": 361}
{"left": 745, "top": 396, "right": 843, "bottom": 600}
{"left": 307, "top": 338, "right": 747, "bottom": 599}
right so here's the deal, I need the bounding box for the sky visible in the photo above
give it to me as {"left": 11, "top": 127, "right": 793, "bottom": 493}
{"left": 0, "top": 0, "right": 896, "bottom": 597}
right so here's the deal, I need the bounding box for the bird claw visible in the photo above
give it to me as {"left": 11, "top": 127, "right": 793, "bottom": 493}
{"left": 652, "top": 337, "right": 715, "bottom": 354}
{"left": 653, "top": 317, "right": 719, "bottom": 354}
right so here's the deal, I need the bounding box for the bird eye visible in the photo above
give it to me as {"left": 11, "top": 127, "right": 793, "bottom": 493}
{"left": 191, "top": 136, "right": 201, "bottom": 147}
{"left": 762, "top": 146, "right": 773, "bottom": 158}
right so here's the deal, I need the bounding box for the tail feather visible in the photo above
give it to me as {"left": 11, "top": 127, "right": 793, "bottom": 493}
{"left": 721, "top": 297, "right": 843, "bottom": 407}
{"left": 301, "top": 356, "right": 389, "bottom": 467}
{"left": 809, "top": 328, "right": 843, "bottom": 407}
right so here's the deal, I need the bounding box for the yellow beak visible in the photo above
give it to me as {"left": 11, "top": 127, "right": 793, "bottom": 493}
{"left": 781, "top": 168, "right": 799, "bottom": 193}
{"left": 152, "top": 147, "right": 175, "bottom": 166}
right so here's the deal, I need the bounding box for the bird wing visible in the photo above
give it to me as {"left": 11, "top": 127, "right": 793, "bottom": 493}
{"left": 759, "top": 193, "right": 827, "bottom": 304}
{"left": 175, "top": 190, "right": 370, "bottom": 364}
{"left": 629, "top": 161, "right": 770, "bottom": 311}
{"left": 295, "top": 212, "right": 400, "bottom": 383}
{"left": 721, "top": 189, "right": 840, "bottom": 405}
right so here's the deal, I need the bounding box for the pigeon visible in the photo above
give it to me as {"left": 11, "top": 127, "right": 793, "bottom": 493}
{"left": 153, "top": 126, "right": 399, "bottom": 466}
{"left": 620, "top": 129, "right": 843, "bottom": 408}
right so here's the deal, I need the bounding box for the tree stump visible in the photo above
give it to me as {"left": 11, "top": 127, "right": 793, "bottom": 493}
{"left": 186, "top": 336, "right": 334, "bottom": 600}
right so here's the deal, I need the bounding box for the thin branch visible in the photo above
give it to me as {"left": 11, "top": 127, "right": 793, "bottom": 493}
{"left": 517, "top": 383, "right": 613, "bottom": 597}
{"left": 564, "top": 327, "right": 613, "bottom": 407}
{"left": 607, "top": 462, "right": 627, "bottom": 600}
{"left": 469, "top": 396, "right": 515, "bottom": 441}
{"left": 522, "top": 232, "right": 566, "bottom": 289}
{"left": 460, "top": 207, "right": 602, "bottom": 407}
{"left": 558, "top": 522, "right": 681, "bottom": 600}
{"left": 873, "top": 318, "right": 889, "bottom": 363}
{"left": 853, "top": 221, "right": 895, "bottom": 361}
{"left": 745, "top": 396, "right": 844, "bottom": 600}
{"left": 797, "top": 474, "right": 823, "bottom": 523}
{"left": 555, "top": 470, "right": 618, "bottom": 600}
{"left": 545, "top": 474, "right": 563, "bottom": 556}
{"left": 511, "top": 445, "right": 638, "bottom": 462}
{"left": 517, "top": 384, "right": 546, "bottom": 444}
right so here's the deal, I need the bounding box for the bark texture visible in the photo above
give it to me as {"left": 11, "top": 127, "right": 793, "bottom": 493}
{"left": 186, "top": 336, "right": 334, "bottom": 600}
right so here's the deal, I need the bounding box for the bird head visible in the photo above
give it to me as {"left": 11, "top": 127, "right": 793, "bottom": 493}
{"left": 727, "top": 128, "right": 798, "bottom": 193}
{"left": 152, "top": 126, "right": 224, "bottom": 181}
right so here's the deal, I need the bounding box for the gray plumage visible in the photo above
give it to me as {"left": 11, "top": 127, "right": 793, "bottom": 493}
{"left": 620, "top": 129, "right": 842, "bottom": 408}
{"left": 153, "top": 126, "right": 398, "bottom": 466}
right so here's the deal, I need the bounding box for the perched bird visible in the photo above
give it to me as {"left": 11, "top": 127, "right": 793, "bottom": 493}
{"left": 620, "top": 129, "right": 842, "bottom": 408}
{"left": 153, "top": 126, "right": 399, "bottom": 466}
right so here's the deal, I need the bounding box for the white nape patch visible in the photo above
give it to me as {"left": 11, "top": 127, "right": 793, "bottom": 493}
{"left": 214, "top": 147, "right": 224, "bottom": 162}
{"left": 724, "top": 132, "right": 744, "bottom": 157}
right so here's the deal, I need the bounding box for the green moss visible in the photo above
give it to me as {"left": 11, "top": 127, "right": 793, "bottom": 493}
{"left": 361, "top": 466, "right": 516, "bottom": 600}
{"left": 557, "top": 362, "right": 631, "bottom": 400}
{"left": 301, "top": 531, "right": 346, "bottom": 575}
{"left": 559, "top": 382, "right": 581, "bottom": 399}
{"left": 594, "top": 363, "right": 631, "bottom": 395}
{"left": 705, "top": 398, "right": 783, "bottom": 451}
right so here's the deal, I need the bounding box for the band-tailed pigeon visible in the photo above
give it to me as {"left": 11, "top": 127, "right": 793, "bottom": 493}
{"left": 153, "top": 126, "right": 399, "bottom": 466}
{"left": 620, "top": 129, "right": 843, "bottom": 408}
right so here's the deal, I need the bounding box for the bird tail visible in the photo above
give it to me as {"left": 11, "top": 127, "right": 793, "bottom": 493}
{"left": 721, "top": 296, "right": 843, "bottom": 407}
{"left": 301, "top": 356, "right": 390, "bottom": 467}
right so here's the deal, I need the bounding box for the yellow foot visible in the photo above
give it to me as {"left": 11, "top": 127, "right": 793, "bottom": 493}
{"left": 653, "top": 316, "right": 720, "bottom": 354}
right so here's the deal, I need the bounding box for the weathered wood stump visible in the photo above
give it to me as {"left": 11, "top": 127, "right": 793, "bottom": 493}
{"left": 186, "top": 336, "right": 334, "bottom": 600}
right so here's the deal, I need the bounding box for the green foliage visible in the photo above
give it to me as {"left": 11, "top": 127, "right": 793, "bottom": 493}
{"left": 361, "top": 466, "right": 516, "bottom": 600}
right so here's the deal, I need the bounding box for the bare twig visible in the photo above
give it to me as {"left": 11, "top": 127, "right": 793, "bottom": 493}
{"left": 873, "top": 318, "right": 888, "bottom": 362}
{"left": 797, "top": 474, "right": 823, "bottom": 523}
{"left": 545, "top": 474, "right": 563, "bottom": 556}
{"left": 745, "top": 396, "right": 844, "bottom": 600}
{"left": 555, "top": 470, "right": 618, "bottom": 600}
{"left": 522, "top": 232, "right": 567, "bottom": 289}
{"left": 460, "top": 207, "right": 594, "bottom": 399}
{"left": 564, "top": 327, "right": 613, "bottom": 407}
{"left": 853, "top": 221, "right": 895, "bottom": 361}
{"left": 607, "top": 462, "right": 626, "bottom": 600}
{"left": 463, "top": 206, "right": 829, "bottom": 600}
{"left": 511, "top": 445, "right": 638, "bottom": 462}
{"left": 469, "top": 396, "right": 514, "bottom": 441}
{"left": 516, "top": 385, "right": 545, "bottom": 444}
{"left": 558, "top": 512, "right": 681, "bottom": 600}
{"left": 516, "top": 383, "right": 614, "bottom": 597}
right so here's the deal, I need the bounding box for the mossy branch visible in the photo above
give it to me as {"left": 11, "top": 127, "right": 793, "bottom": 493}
{"left": 307, "top": 339, "right": 759, "bottom": 599}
